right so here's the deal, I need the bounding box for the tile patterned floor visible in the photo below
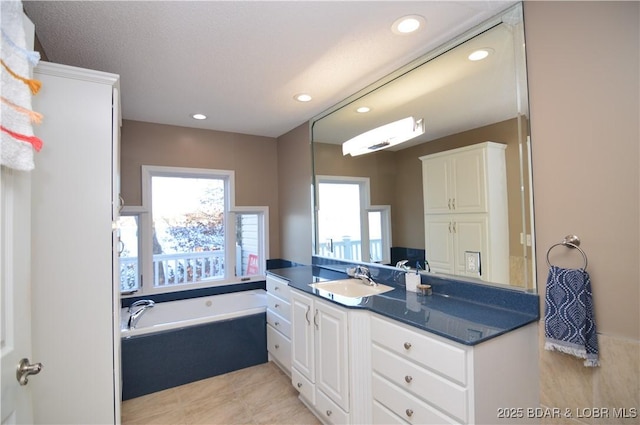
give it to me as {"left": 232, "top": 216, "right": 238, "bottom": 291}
{"left": 121, "top": 362, "right": 321, "bottom": 425}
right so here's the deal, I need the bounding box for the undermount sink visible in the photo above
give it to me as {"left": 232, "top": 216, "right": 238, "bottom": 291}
{"left": 309, "top": 279, "right": 394, "bottom": 298}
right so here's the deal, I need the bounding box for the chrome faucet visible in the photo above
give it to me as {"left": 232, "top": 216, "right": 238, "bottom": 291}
{"left": 127, "top": 299, "right": 155, "bottom": 329}
{"left": 354, "top": 265, "right": 377, "bottom": 286}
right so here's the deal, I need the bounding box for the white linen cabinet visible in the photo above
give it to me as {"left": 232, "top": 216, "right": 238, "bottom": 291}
{"left": 420, "top": 142, "right": 509, "bottom": 284}
{"left": 31, "top": 62, "right": 121, "bottom": 424}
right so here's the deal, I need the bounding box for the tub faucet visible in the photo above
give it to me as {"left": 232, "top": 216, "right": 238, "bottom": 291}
{"left": 128, "top": 299, "right": 155, "bottom": 313}
{"left": 354, "top": 265, "right": 377, "bottom": 286}
{"left": 128, "top": 300, "right": 155, "bottom": 329}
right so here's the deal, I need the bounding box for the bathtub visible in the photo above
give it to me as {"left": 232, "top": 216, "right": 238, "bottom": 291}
{"left": 121, "top": 289, "right": 268, "bottom": 400}
{"left": 121, "top": 289, "right": 267, "bottom": 337}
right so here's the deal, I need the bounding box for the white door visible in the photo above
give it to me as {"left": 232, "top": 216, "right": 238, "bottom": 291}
{"left": 315, "top": 299, "right": 349, "bottom": 411}
{"left": 0, "top": 167, "right": 38, "bottom": 424}
{"left": 291, "top": 291, "right": 315, "bottom": 382}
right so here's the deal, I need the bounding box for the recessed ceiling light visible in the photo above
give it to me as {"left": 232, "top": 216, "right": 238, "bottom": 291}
{"left": 468, "top": 48, "right": 494, "bottom": 61}
{"left": 356, "top": 106, "right": 371, "bottom": 113}
{"left": 392, "top": 15, "right": 425, "bottom": 35}
{"left": 294, "top": 93, "right": 312, "bottom": 102}
{"left": 191, "top": 113, "right": 207, "bottom": 120}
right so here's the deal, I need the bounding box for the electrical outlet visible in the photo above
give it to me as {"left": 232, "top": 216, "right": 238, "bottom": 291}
{"left": 465, "top": 251, "right": 481, "bottom": 275}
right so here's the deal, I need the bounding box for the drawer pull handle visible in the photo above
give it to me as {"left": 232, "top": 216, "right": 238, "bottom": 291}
{"left": 297, "top": 382, "right": 302, "bottom": 388}
{"left": 406, "top": 409, "right": 414, "bottom": 417}
{"left": 326, "top": 410, "right": 332, "bottom": 417}
{"left": 403, "top": 342, "right": 412, "bottom": 350}
{"left": 404, "top": 375, "right": 413, "bottom": 383}
{"left": 274, "top": 344, "right": 279, "bottom": 349}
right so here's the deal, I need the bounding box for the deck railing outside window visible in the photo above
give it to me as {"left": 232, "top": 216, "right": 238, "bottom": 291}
{"left": 120, "top": 251, "right": 224, "bottom": 291}
{"left": 317, "top": 238, "right": 382, "bottom": 262}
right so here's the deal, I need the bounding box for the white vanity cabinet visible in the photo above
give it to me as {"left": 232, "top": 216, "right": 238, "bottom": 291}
{"left": 290, "top": 289, "right": 372, "bottom": 425}
{"left": 370, "top": 314, "right": 539, "bottom": 425}
{"left": 420, "top": 142, "right": 509, "bottom": 283}
{"left": 266, "top": 274, "right": 292, "bottom": 375}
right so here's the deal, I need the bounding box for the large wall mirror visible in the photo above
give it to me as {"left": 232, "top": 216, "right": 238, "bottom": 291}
{"left": 311, "top": 3, "right": 535, "bottom": 291}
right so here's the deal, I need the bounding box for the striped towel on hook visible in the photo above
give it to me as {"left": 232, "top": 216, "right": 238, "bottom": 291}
{"left": 544, "top": 265, "right": 599, "bottom": 367}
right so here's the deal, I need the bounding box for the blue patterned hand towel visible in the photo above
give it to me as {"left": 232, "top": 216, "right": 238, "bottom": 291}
{"left": 544, "top": 266, "right": 599, "bottom": 367}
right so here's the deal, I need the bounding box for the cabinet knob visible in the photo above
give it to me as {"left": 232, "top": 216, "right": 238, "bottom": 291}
{"left": 274, "top": 344, "right": 279, "bottom": 349}
{"left": 403, "top": 342, "right": 412, "bottom": 350}
{"left": 326, "top": 410, "right": 332, "bottom": 417}
{"left": 297, "top": 382, "right": 302, "bottom": 388}
{"left": 406, "top": 409, "right": 414, "bottom": 417}
{"left": 274, "top": 286, "right": 280, "bottom": 291}
{"left": 404, "top": 375, "right": 413, "bottom": 383}
{"left": 275, "top": 321, "right": 280, "bottom": 326}
{"left": 275, "top": 303, "right": 280, "bottom": 308}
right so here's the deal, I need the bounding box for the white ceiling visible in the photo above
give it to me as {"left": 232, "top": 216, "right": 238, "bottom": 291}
{"left": 23, "top": 1, "right": 515, "bottom": 138}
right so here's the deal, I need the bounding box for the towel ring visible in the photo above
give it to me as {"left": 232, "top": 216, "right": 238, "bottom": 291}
{"left": 546, "top": 234, "right": 588, "bottom": 270}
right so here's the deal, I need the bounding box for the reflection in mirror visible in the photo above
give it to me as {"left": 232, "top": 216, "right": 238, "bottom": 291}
{"left": 311, "top": 3, "right": 535, "bottom": 291}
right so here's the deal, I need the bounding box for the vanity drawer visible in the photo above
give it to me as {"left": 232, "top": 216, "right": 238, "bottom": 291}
{"left": 267, "top": 293, "right": 291, "bottom": 322}
{"left": 267, "top": 324, "right": 291, "bottom": 372}
{"left": 266, "top": 275, "right": 291, "bottom": 301}
{"left": 267, "top": 308, "right": 291, "bottom": 338}
{"left": 292, "top": 366, "right": 315, "bottom": 405}
{"left": 371, "top": 314, "right": 467, "bottom": 385}
{"left": 372, "top": 344, "right": 468, "bottom": 423}
{"left": 372, "top": 373, "right": 458, "bottom": 425}
{"left": 316, "top": 388, "right": 350, "bottom": 425}
{"left": 373, "top": 399, "right": 409, "bottom": 425}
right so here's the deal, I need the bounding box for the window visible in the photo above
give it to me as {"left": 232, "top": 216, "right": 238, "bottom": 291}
{"left": 315, "top": 176, "right": 391, "bottom": 264}
{"left": 118, "top": 166, "right": 267, "bottom": 295}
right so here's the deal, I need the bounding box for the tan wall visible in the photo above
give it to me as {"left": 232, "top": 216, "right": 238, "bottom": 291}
{"left": 525, "top": 1, "right": 639, "bottom": 421}
{"left": 276, "top": 122, "right": 313, "bottom": 265}
{"left": 120, "top": 119, "right": 281, "bottom": 258}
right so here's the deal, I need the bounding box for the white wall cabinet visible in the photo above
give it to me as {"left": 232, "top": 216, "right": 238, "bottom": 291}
{"left": 31, "top": 62, "right": 121, "bottom": 424}
{"left": 266, "top": 275, "right": 292, "bottom": 375}
{"left": 370, "top": 314, "right": 539, "bottom": 425}
{"left": 291, "top": 289, "right": 371, "bottom": 425}
{"left": 420, "top": 142, "right": 509, "bottom": 283}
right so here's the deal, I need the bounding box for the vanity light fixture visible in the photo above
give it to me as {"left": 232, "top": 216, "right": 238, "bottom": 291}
{"left": 468, "top": 48, "right": 494, "bottom": 61}
{"left": 191, "top": 113, "right": 207, "bottom": 120}
{"left": 294, "top": 93, "right": 312, "bottom": 102}
{"left": 392, "top": 15, "right": 425, "bottom": 35}
{"left": 342, "top": 116, "right": 425, "bottom": 157}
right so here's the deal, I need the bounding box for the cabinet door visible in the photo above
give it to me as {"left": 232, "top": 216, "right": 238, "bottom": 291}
{"left": 422, "top": 156, "right": 451, "bottom": 214}
{"left": 452, "top": 215, "right": 488, "bottom": 278}
{"left": 424, "top": 215, "right": 455, "bottom": 274}
{"left": 315, "top": 299, "right": 350, "bottom": 412}
{"left": 451, "top": 149, "right": 487, "bottom": 213}
{"left": 291, "top": 291, "right": 315, "bottom": 382}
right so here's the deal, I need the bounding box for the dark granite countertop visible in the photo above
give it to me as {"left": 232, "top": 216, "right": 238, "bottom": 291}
{"left": 267, "top": 265, "right": 539, "bottom": 346}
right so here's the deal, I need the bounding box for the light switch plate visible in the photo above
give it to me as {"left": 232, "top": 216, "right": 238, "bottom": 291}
{"left": 464, "top": 251, "right": 481, "bottom": 275}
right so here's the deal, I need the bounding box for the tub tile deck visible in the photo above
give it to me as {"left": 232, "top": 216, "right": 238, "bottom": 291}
{"left": 121, "top": 362, "right": 320, "bottom": 425}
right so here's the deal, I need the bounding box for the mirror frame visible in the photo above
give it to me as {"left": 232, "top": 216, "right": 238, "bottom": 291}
{"left": 310, "top": 3, "right": 536, "bottom": 292}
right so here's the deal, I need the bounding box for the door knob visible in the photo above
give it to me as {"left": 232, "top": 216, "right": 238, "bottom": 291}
{"left": 16, "top": 358, "right": 43, "bottom": 386}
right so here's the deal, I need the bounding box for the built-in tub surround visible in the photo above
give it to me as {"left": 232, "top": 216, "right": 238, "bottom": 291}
{"left": 121, "top": 290, "right": 268, "bottom": 399}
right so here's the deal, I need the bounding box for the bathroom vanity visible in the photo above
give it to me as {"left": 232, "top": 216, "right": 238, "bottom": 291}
{"left": 267, "top": 266, "right": 539, "bottom": 425}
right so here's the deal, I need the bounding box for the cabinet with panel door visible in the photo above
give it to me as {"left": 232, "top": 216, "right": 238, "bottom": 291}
{"left": 420, "top": 142, "right": 508, "bottom": 283}
{"left": 290, "top": 289, "right": 371, "bottom": 425}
